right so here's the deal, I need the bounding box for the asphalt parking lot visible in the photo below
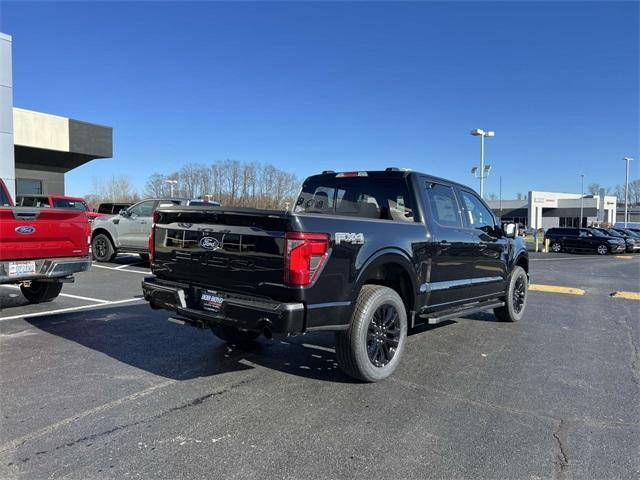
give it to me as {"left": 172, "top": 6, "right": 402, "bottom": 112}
{"left": 1, "top": 253, "right": 638, "bottom": 479}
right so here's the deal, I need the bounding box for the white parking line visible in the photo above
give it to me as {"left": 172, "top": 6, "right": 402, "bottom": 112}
{"left": 0, "top": 298, "right": 144, "bottom": 322}
{"left": 92, "top": 264, "right": 150, "bottom": 274}
{"left": 114, "top": 262, "right": 145, "bottom": 270}
{"left": 1, "top": 285, "right": 110, "bottom": 304}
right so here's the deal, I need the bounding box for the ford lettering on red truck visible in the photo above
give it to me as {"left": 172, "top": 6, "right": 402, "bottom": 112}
{"left": 142, "top": 169, "right": 529, "bottom": 382}
{"left": 0, "top": 180, "right": 92, "bottom": 304}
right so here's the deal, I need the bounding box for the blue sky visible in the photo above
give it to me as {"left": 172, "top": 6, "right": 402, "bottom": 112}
{"left": 2, "top": 1, "right": 638, "bottom": 198}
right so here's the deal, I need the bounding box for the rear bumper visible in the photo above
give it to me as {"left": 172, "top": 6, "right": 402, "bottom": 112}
{"left": 142, "top": 276, "right": 305, "bottom": 336}
{"left": 0, "top": 255, "right": 92, "bottom": 284}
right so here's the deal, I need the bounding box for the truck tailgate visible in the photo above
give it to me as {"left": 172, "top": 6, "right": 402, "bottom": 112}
{"left": 153, "top": 208, "right": 291, "bottom": 294}
{"left": 0, "top": 208, "right": 90, "bottom": 261}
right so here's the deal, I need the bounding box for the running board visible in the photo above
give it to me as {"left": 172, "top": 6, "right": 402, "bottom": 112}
{"left": 422, "top": 300, "right": 505, "bottom": 325}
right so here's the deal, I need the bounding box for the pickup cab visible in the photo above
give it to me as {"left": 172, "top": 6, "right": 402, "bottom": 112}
{"left": 0, "top": 180, "right": 92, "bottom": 303}
{"left": 15, "top": 194, "right": 104, "bottom": 222}
{"left": 142, "top": 169, "right": 529, "bottom": 381}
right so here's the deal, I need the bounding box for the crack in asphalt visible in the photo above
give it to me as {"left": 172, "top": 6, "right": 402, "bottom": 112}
{"left": 552, "top": 419, "right": 570, "bottom": 479}
{"left": 8, "top": 376, "right": 256, "bottom": 465}
{"left": 617, "top": 314, "right": 640, "bottom": 386}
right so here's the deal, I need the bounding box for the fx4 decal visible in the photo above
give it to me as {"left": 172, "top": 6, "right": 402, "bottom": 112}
{"left": 335, "top": 232, "right": 365, "bottom": 245}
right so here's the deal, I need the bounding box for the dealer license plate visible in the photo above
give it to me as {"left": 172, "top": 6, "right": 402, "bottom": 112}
{"left": 8, "top": 261, "right": 36, "bottom": 277}
{"left": 200, "top": 290, "right": 224, "bottom": 312}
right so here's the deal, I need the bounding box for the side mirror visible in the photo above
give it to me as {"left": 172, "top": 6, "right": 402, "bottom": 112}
{"left": 119, "top": 208, "right": 130, "bottom": 217}
{"left": 503, "top": 222, "right": 517, "bottom": 239}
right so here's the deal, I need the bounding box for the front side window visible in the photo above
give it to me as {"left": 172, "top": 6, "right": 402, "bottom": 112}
{"left": 459, "top": 190, "right": 495, "bottom": 232}
{"left": 128, "top": 200, "right": 155, "bottom": 217}
{"left": 424, "top": 184, "right": 461, "bottom": 228}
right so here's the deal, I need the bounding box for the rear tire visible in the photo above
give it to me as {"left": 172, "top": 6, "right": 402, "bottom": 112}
{"left": 92, "top": 234, "right": 117, "bottom": 262}
{"left": 550, "top": 241, "right": 562, "bottom": 253}
{"left": 210, "top": 325, "right": 260, "bottom": 347}
{"left": 335, "top": 285, "right": 407, "bottom": 382}
{"left": 494, "top": 266, "right": 528, "bottom": 322}
{"left": 20, "top": 281, "right": 63, "bottom": 304}
{"left": 596, "top": 244, "right": 608, "bottom": 255}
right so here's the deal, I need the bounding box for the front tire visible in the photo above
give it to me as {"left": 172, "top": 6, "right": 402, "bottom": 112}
{"left": 139, "top": 253, "right": 150, "bottom": 262}
{"left": 494, "top": 266, "right": 528, "bottom": 322}
{"left": 596, "top": 244, "right": 608, "bottom": 255}
{"left": 92, "top": 234, "right": 117, "bottom": 262}
{"left": 550, "top": 241, "right": 562, "bottom": 253}
{"left": 335, "top": 285, "right": 407, "bottom": 382}
{"left": 20, "top": 281, "right": 63, "bottom": 304}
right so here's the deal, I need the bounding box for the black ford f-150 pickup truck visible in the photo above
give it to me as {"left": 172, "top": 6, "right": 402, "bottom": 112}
{"left": 142, "top": 169, "right": 529, "bottom": 382}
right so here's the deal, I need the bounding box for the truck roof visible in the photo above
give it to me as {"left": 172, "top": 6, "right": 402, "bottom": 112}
{"left": 307, "top": 169, "right": 474, "bottom": 192}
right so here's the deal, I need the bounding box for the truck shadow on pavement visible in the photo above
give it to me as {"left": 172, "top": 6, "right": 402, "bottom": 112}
{"left": 24, "top": 303, "right": 502, "bottom": 384}
{"left": 22, "top": 303, "right": 353, "bottom": 383}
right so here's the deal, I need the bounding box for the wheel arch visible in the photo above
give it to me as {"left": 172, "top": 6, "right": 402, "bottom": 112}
{"left": 352, "top": 249, "right": 418, "bottom": 316}
{"left": 91, "top": 227, "right": 116, "bottom": 247}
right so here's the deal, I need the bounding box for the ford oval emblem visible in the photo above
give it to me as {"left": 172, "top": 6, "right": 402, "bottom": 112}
{"left": 15, "top": 226, "right": 36, "bottom": 235}
{"left": 200, "top": 236, "right": 220, "bottom": 251}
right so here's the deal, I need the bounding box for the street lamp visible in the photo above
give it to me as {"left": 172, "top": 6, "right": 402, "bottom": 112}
{"left": 623, "top": 157, "right": 634, "bottom": 227}
{"left": 470, "top": 128, "right": 495, "bottom": 198}
{"left": 166, "top": 179, "right": 178, "bottom": 197}
{"left": 579, "top": 174, "right": 585, "bottom": 228}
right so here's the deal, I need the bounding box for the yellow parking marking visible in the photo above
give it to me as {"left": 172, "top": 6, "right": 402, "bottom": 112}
{"left": 529, "top": 284, "right": 585, "bottom": 295}
{"left": 615, "top": 256, "right": 634, "bottom": 260}
{"left": 610, "top": 291, "right": 640, "bottom": 300}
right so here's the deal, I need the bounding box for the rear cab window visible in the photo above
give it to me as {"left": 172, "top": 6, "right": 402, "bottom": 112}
{"left": 294, "top": 172, "right": 416, "bottom": 222}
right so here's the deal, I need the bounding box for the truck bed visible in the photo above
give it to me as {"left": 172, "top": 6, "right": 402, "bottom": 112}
{"left": 0, "top": 207, "right": 90, "bottom": 261}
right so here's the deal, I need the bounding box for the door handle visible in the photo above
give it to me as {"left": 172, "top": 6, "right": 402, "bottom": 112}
{"left": 140, "top": 220, "right": 147, "bottom": 224}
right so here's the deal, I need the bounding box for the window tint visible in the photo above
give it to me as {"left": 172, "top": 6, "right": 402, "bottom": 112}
{"left": 459, "top": 190, "right": 495, "bottom": 231}
{"left": 128, "top": 200, "right": 155, "bottom": 217}
{"left": 424, "top": 184, "right": 461, "bottom": 228}
{"left": 53, "top": 198, "right": 87, "bottom": 211}
{"left": 18, "top": 196, "right": 50, "bottom": 208}
{"left": 0, "top": 185, "right": 10, "bottom": 206}
{"left": 294, "top": 174, "right": 415, "bottom": 222}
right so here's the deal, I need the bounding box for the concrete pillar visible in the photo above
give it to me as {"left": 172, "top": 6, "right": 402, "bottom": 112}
{"left": 0, "top": 32, "right": 15, "bottom": 200}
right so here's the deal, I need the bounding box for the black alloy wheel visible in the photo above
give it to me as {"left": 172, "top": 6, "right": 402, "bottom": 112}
{"left": 366, "top": 303, "right": 401, "bottom": 367}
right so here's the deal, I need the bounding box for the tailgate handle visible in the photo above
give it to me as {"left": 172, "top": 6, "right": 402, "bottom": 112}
{"left": 13, "top": 210, "right": 40, "bottom": 220}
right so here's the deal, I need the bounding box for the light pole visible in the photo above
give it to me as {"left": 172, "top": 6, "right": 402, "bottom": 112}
{"left": 499, "top": 175, "right": 503, "bottom": 218}
{"left": 580, "top": 174, "right": 585, "bottom": 227}
{"left": 470, "top": 128, "right": 495, "bottom": 198}
{"left": 166, "top": 179, "right": 178, "bottom": 197}
{"left": 623, "top": 157, "right": 633, "bottom": 227}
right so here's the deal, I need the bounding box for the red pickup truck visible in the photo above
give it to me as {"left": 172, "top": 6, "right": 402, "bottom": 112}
{"left": 0, "top": 180, "right": 92, "bottom": 304}
{"left": 15, "top": 194, "right": 105, "bottom": 221}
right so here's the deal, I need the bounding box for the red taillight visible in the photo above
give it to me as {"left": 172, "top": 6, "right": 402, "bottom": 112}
{"left": 284, "top": 232, "right": 329, "bottom": 286}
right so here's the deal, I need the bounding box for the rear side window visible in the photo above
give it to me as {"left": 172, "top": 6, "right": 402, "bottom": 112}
{"left": 294, "top": 174, "right": 415, "bottom": 222}
{"left": 424, "top": 184, "right": 461, "bottom": 228}
{"left": 53, "top": 198, "right": 87, "bottom": 211}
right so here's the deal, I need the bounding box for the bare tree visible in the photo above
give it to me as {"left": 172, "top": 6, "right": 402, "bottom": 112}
{"left": 143, "top": 160, "right": 299, "bottom": 209}
{"left": 90, "top": 175, "right": 139, "bottom": 203}
{"left": 144, "top": 173, "right": 169, "bottom": 198}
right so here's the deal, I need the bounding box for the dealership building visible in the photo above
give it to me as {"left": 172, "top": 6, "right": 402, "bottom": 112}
{"left": 487, "top": 190, "right": 618, "bottom": 229}
{"left": 0, "top": 32, "right": 112, "bottom": 200}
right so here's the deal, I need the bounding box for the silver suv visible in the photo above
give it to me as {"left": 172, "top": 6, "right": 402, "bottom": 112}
{"left": 91, "top": 198, "right": 189, "bottom": 262}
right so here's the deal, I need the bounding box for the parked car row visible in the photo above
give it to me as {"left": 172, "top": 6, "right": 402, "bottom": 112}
{"left": 545, "top": 227, "right": 640, "bottom": 255}
{"left": 90, "top": 197, "right": 221, "bottom": 262}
